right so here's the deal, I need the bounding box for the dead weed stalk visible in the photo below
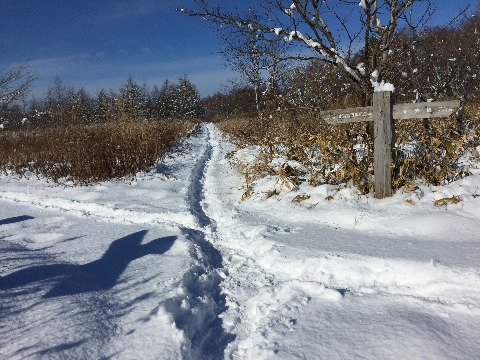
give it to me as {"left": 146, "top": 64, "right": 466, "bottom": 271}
{"left": 0, "top": 119, "right": 195, "bottom": 184}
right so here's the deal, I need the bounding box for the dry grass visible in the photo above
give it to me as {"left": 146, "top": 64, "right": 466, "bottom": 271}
{"left": 218, "top": 103, "right": 480, "bottom": 196}
{"left": 0, "top": 119, "right": 196, "bottom": 184}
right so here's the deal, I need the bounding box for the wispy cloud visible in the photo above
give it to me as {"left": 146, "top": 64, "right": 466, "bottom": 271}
{"left": 19, "top": 56, "right": 80, "bottom": 77}
{"left": 19, "top": 52, "right": 234, "bottom": 98}
{"left": 100, "top": 0, "right": 166, "bottom": 21}
{"left": 24, "top": 53, "right": 105, "bottom": 77}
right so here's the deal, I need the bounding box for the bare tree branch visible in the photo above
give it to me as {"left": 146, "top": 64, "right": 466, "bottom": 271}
{"left": 180, "top": 0, "right": 435, "bottom": 105}
{"left": 0, "top": 61, "right": 37, "bottom": 110}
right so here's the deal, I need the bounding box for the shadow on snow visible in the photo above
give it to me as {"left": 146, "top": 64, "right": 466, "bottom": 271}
{"left": 0, "top": 230, "right": 176, "bottom": 298}
{"left": 0, "top": 215, "right": 35, "bottom": 226}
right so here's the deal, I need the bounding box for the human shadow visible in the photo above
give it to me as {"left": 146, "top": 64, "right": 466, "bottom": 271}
{"left": 0, "top": 215, "right": 35, "bottom": 226}
{"left": 0, "top": 230, "right": 176, "bottom": 298}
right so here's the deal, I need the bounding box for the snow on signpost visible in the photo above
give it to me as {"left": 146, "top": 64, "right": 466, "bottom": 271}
{"left": 319, "top": 92, "right": 460, "bottom": 199}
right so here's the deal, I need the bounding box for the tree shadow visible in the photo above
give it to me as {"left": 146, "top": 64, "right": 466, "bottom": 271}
{"left": 0, "top": 215, "right": 35, "bottom": 226}
{"left": 34, "top": 340, "right": 87, "bottom": 357}
{"left": 0, "top": 230, "right": 176, "bottom": 298}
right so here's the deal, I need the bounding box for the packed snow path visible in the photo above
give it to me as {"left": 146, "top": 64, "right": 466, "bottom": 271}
{"left": 0, "top": 124, "right": 234, "bottom": 359}
{"left": 1, "top": 123, "right": 480, "bottom": 359}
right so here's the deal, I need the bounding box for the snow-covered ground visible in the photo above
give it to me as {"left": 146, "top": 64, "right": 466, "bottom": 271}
{"left": 1, "top": 124, "right": 480, "bottom": 359}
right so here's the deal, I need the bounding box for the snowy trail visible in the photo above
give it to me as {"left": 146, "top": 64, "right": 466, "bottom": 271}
{"left": 1, "top": 123, "right": 480, "bottom": 359}
{"left": 0, "top": 127, "right": 238, "bottom": 359}
{"left": 199, "top": 124, "right": 480, "bottom": 359}
{"left": 0, "top": 125, "right": 234, "bottom": 359}
{"left": 157, "top": 125, "right": 235, "bottom": 359}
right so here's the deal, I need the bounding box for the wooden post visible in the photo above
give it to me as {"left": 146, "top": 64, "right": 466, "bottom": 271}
{"left": 373, "top": 91, "right": 395, "bottom": 199}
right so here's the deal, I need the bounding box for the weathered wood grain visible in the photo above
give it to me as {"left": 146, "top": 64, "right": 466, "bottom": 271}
{"left": 320, "top": 100, "right": 460, "bottom": 124}
{"left": 373, "top": 92, "right": 395, "bottom": 199}
{"left": 393, "top": 100, "right": 460, "bottom": 120}
{"left": 319, "top": 107, "right": 373, "bottom": 124}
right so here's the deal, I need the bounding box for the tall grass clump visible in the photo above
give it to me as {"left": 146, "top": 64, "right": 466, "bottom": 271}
{"left": 217, "top": 104, "right": 480, "bottom": 197}
{"left": 0, "top": 120, "right": 196, "bottom": 184}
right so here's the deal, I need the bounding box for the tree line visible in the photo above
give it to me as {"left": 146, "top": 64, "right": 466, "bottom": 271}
{"left": 0, "top": 75, "right": 203, "bottom": 130}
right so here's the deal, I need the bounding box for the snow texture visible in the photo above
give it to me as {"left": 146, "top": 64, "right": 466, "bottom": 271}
{"left": 357, "top": 62, "right": 366, "bottom": 75}
{"left": 371, "top": 69, "right": 395, "bottom": 92}
{"left": 1, "top": 124, "right": 480, "bottom": 359}
{"left": 283, "top": 30, "right": 327, "bottom": 58}
{"left": 273, "top": 27, "right": 283, "bottom": 36}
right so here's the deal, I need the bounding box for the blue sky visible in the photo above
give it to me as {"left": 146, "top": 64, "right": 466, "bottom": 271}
{"left": 1, "top": 0, "right": 234, "bottom": 98}
{"left": 0, "top": 0, "right": 475, "bottom": 99}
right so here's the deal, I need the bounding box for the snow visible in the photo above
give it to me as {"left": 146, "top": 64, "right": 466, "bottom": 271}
{"left": 371, "top": 69, "right": 395, "bottom": 92}
{"left": 357, "top": 62, "right": 366, "bottom": 75}
{"left": 373, "top": 81, "right": 395, "bottom": 92}
{"left": 284, "top": 7, "right": 294, "bottom": 17}
{"left": 337, "top": 55, "right": 362, "bottom": 84}
{"left": 2, "top": 124, "right": 480, "bottom": 359}
{"left": 286, "top": 30, "right": 299, "bottom": 42}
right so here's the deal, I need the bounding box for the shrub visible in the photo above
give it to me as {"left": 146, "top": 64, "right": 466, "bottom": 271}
{"left": 218, "top": 105, "right": 480, "bottom": 197}
{"left": 0, "top": 119, "right": 196, "bottom": 184}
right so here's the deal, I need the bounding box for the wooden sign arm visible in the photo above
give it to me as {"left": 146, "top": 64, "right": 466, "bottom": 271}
{"left": 318, "top": 100, "right": 461, "bottom": 124}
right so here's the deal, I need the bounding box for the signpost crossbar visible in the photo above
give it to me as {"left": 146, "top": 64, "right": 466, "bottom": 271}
{"left": 320, "top": 100, "right": 460, "bottom": 125}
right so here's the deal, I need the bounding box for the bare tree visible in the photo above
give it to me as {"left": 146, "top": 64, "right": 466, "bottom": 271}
{"left": 202, "top": 85, "right": 257, "bottom": 119}
{"left": 219, "top": 10, "right": 291, "bottom": 112}
{"left": 0, "top": 61, "right": 36, "bottom": 111}
{"left": 181, "top": 0, "right": 434, "bottom": 106}
{"left": 386, "top": 12, "right": 480, "bottom": 128}
{"left": 284, "top": 59, "right": 362, "bottom": 110}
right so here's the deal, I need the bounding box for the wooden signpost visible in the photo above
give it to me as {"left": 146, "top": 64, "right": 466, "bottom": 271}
{"left": 319, "top": 92, "right": 460, "bottom": 199}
